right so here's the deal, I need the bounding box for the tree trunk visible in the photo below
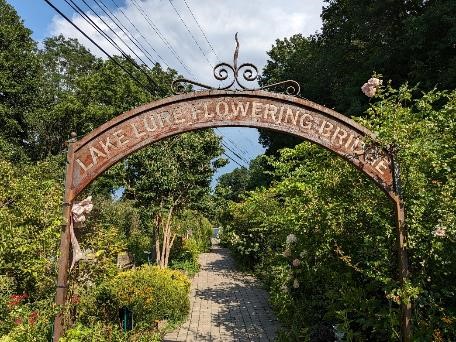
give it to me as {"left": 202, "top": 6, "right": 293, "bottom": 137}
{"left": 164, "top": 233, "right": 177, "bottom": 268}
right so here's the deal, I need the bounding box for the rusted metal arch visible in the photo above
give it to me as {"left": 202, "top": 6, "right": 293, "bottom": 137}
{"left": 54, "top": 90, "right": 411, "bottom": 341}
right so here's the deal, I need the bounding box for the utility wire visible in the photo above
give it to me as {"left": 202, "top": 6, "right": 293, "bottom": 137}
{"left": 181, "top": 0, "right": 219, "bottom": 62}
{"left": 222, "top": 152, "right": 246, "bottom": 168}
{"left": 128, "top": 0, "right": 194, "bottom": 76}
{"left": 97, "top": 0, "right": 172, "bottom": 70}
{"left": 77, "top": 0, "right": 158, "bottom": 67}
{"left": 166, "top": 0, "right": 213, "bottom": 67}
{"left": 111, "top": 0, "right": 194, "bottom": 77}
{"left": 223, "top": 130, "right": 249, "bottom": 155}
{"left": 215, "top": 128, "right": 250, "bottom": 162}
{"left": 62, "top": 0, "right": 160, "bottom": 90}
{"left": 221, "top": 140, "right": 249, "bottom": 165}
{"left": 43, "top": 0, "right": 157, "bottom": 94}
{"left": 91, "top": 0, "right": 166, "bottom": 68}
{"left": 47, "top": 0, "right": 249, "bottom": 168}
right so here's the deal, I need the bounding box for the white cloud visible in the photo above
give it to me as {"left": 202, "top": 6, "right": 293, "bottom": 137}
{"left": 49, "top": 0, "right": 324, "bottom": 85}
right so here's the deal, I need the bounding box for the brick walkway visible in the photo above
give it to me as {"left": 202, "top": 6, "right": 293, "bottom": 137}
{"left": 164, "top": 242, "right": 279, "bottom": 342}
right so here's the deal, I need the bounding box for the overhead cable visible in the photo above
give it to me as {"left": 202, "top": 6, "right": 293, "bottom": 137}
{"left": 181, "top": 0, "right": 219, "bottom": 61}
{"left": 91, "top": 0, "right": 167, "bottom": 68}
{"left": 43, "top": 0, "right": 157, "bottom": 94}
{"left": 62, "top": 0, "right": 160, "bottom": 90}
{"left": 112, "top": 0, "right": 194, "bottom": 77}
{"left": 166, "top": 0, "right": 213, "bottom": 67}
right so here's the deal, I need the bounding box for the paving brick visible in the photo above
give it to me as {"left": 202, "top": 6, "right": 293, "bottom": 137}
{"left": 164, "top": 242, "right": 280, "bottom": 341}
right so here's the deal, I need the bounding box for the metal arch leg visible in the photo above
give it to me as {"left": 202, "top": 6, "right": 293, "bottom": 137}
{"left": 53, "top": 136, "right": 76, "bottom": 341}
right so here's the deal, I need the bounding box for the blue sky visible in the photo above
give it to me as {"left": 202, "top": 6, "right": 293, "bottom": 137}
{"left": 6, "top": 0, "right": 323, "bottom": 185}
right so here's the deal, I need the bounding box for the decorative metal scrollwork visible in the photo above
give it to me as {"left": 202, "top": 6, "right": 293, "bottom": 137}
{"left": 172, "top": 33, "right": 300, "bottom": 96}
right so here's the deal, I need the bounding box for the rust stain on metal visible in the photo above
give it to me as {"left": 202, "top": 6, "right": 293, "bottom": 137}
{"left": 70, "top": 90, "right": 393, "bottom": 199}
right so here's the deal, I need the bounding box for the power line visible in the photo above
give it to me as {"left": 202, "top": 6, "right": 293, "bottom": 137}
{"left": 91, "top": 0, "right": 167, "bottom": 68}
{"left": 166, "top": 0, "right": 213, "bottom": 68}
{"left": 181, "top": 0, "right": 219, "bottom": 62}
{"left": 43, "top": 0, "right": 157, "bottom": 95}
{"left": 220, "top": 140, "right": 249, "bottom": 165}
{"left": 62, "top": 0, "right": 160, "bottom": 90}
{"left": 98, "top": 0, "right": 173, "bottom": 70}
{"left": 222, "top": 152, "right": 246, "bottom": 168}
{"left": 77, "top": 0, "right": 159, "bottom": 67}
{"left": 215, "top": 128, "right": 250, "bottom": 162}
{"left": 114, "top": 0, "right": 195, "bottom": 77}
{"left": 223, "top": 131, "right": 248, "bottom": 155}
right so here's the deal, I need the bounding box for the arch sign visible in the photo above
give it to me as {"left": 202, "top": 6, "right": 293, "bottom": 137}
{"left": 71, "top": 90, "right": 393, "bottom": 197}
{"left": 53, "top": 36, "right": 411, "bottom": 342}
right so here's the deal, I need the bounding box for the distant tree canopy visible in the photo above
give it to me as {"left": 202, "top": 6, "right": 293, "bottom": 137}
{"left": 260, "top": 0, "right": 456, "bottom": 154}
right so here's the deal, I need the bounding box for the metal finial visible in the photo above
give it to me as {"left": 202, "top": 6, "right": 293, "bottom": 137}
{"left": 172, "top": 33, "right": 300, "bottom": 96}
{"left": 233, "top": 32, "right": 239, "bottom": 72}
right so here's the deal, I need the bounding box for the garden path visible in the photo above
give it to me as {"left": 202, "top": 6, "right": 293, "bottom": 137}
{"left": 164, "top": 240, "right": 280, "bottom": 341}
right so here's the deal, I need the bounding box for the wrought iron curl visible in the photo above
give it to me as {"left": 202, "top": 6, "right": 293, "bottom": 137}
{"left": 172, "top": 33, "right": 299, "bottom": 96}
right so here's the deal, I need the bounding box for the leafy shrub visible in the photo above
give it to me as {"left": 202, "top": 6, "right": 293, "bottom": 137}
{"left": 0, "top": 297, "right": 56, "bottom": 342}
{"left": 81, "top": 265, "right": 190, "bottom": 327}
{"left": 61, "top": 322, "right": 126, "bottom": 342}
{"left": 170, "top": 238, "right": 201, "bottom": 277}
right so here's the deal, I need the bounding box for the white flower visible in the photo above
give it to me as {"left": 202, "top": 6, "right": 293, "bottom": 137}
{"left": 292, "top": 258, "right": 301, "bottom": 267}
{"left": 293, "top": 279, "right": 299, "bottom": 289}
{"left": 283, "top": 248, "right": 291, "bottom": 257}
{"left": 286, "top": 234, "right": 297, "bottom": 244}
{"left": 433, "top": 225, "right": 446, "bottom": 237}
{"left": 280, "top": 284, "right": 288, "bottom": 293}
{"left": 299, "top": 251, "right": 305, "bottom": 258}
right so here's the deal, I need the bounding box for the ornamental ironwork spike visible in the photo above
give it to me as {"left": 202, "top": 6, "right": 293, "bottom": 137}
{"left": 172, "top": 33, "right": 300, "bottom": 96}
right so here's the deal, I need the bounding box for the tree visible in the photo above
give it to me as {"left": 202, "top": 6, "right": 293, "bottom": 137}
{"left": 124, "top": 131, "right": 223, "bottom": 267}
{"left": 0, "top": 0, "right": 41, "bottom": 158}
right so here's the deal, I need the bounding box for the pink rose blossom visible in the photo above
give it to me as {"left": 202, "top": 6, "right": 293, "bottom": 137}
{"left": 367, "top": 77, "right": 382, "bottom": 87}
{"left": 361, "top": 77, "right": 382, "bottom": 97}
{"left": 361, "top": 83, "right": 376, "bottom": 97}
{"left": 292, "top": 259, "right": 301, "bottom": 267}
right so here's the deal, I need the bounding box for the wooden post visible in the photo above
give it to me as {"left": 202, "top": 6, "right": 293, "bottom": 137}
{"left": 390, "top": 148, "right": 412, "bottom": 342}
{"left": 53, "top": 133, "right": 76, "bottom": 341}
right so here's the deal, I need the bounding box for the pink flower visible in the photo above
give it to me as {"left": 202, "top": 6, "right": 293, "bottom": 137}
{"left": 292, "top": 259, "right": 301, "bottom": 267}
{"left": 361, "top": 77, "right": 382, "bottom": 97}
{"left": 361, "top": 83, "right": 376, "bottom": 97}
{"left": 367, "top": 77, "right": 382, "bottom": 87}
{"left": 283, "top": 249, "right": 291, "bottom": 257}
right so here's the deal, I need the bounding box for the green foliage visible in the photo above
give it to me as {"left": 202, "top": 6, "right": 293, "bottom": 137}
{"left": 124, "top": 130, "right": 223, "bottom": 210}
{"left": 170, "top": 210, "right": 213, "bottom": 276}
{"left": 0, "top": 0, "right": 41, "bottom": 151}
{"left": 221, "top": 85, "right": 456, "bottom": 340}
{"left": 61, "top": 322, "right": 126, "bottom": 342}
{"left": 0, "top": 159, "right": 62, "bottom": 298}
{"left": 80, "top": 266, "right": 190, "bottom": 326}
{"left": 0, "top": 4, "right": 211, "bottom": 340}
